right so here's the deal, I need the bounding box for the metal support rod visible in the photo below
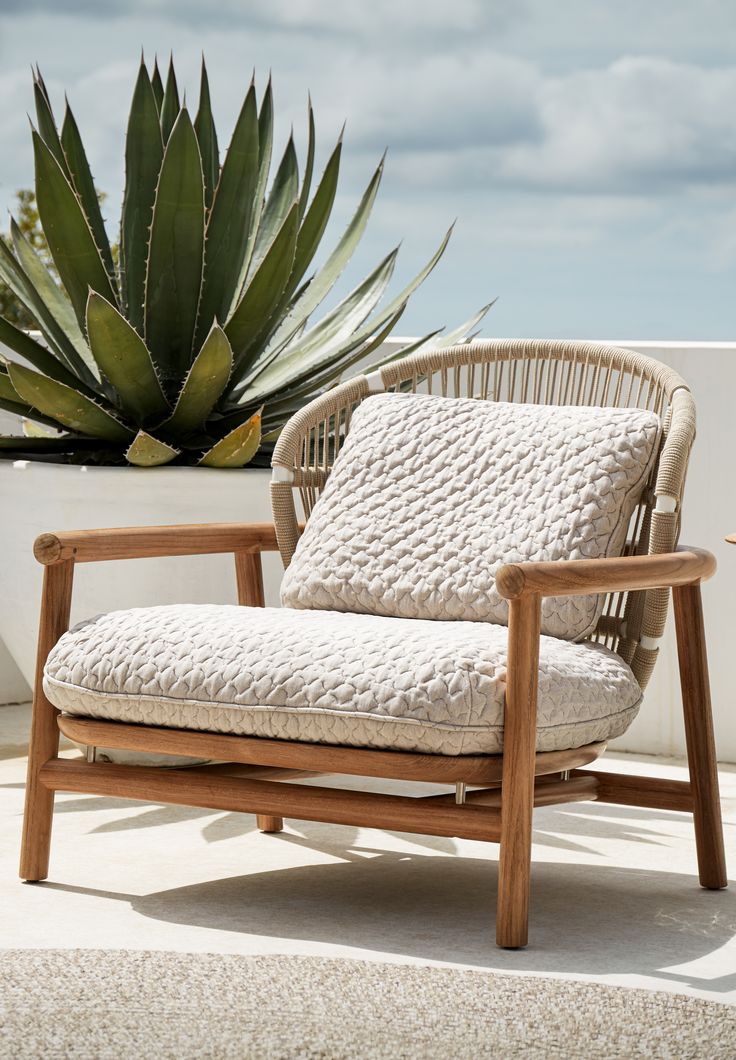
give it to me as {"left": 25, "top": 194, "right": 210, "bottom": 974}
{"left": 455, "top": 782, "right": 467, "bottom": 805}
{"left": 86, "top": 745, "right": 96, "bottom": 763}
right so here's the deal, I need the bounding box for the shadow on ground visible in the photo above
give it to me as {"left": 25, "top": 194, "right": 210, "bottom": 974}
{"left": 35, "top": 798, "right": 736, "bottom": 993}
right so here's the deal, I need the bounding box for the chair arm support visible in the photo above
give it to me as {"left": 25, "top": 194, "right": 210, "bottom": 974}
{"left": 33, "top": 522, "right": 282, "bottom": 565}
{"left": 496, "top": 546, "right": 716, "bottom": 601}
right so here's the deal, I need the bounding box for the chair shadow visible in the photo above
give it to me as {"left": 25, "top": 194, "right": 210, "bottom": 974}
{"left": 39, "top": 798, "right": 736, "bottom": 994}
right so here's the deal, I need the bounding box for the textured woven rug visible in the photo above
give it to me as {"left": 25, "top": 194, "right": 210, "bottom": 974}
{"left": 1, "top": 950, "right": 734, "bottom": 1059}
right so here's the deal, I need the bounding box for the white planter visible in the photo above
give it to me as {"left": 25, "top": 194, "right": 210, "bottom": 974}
{"left": 0, "top": 459, "right": 281, "bottom": 709}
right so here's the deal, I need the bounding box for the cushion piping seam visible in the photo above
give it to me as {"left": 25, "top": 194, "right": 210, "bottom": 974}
{"left": 45, "top": 674, "right": 643, "bottom": 734}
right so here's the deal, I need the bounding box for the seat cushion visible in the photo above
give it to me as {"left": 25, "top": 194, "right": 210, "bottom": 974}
{"left": 44, "top": 604, "right": 642, "bottom": 755}
{"left": 281, "top": 393, "right": 661, "bottom": 640}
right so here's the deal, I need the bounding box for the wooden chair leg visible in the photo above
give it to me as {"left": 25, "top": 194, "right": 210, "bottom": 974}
{"left": 257, "top": 815, "right": 284, "bottom": 833}
{"left": 20, "top": 560, "right": 74, "bottom": 882}
{"left": 496, "top": 594, "right": 541, "bottom": 949}
{"left": 234, "top": 550, "right": 265, "bottom": 608}
{"left": 672, "top": 582, "right": 728, "bottom": 889}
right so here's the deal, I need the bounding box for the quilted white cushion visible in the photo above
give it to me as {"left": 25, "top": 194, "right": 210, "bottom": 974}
{"left": 44, "top": 604, "right": 642, "bottom": 755}
{"left": 281, "top": 394, "right": 661, "bottom": 640}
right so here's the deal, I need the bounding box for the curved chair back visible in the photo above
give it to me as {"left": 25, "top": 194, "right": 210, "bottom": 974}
{"left": 271, "top": 339, "right": 695, "bottom": 690}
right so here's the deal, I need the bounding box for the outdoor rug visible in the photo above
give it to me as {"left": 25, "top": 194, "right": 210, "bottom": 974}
{"left": 1, "top": 949, "right": 734, "bottom": 1058}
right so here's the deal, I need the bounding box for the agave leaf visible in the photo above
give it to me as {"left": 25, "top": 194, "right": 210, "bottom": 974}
{"left": 288, "top": 133, "right": 342, "bottom": 302}
{"left": 229, "top": 78, "right": 273, "bottom": 315}
{"left": 0, "top": 365, "right": 23, "bottom": 403}
{"left": 346, "top": 308, "right": 425, "bottom": 369}
{"left": 195, "top": 83, "right": 259, "bottom": 346}
{"left": 120, "top": 60, "right": 164, "bottom": 332}
{"left": 151, "top": 58, "right": 165, "bottom": 113}
{"left": 160, "top": 57, "right": 180, "bottom": 142}
{"left": 8, "top": 362, "right": 132, "bottom": 441}
{"left": 245, "top": 134, "right": 298, "bottom": 285}
{"left": 86, "top": 291, "right": 170, "bottom": 423}
{"left": 298, "top": 97, "right": 315, "bottom": 222}
{"left": 61, "top": 99, "right": 117, "bottom": 286}
{"left": 22, "top": 418, "right": 64, "bottom": 438}
{"left": 259, "top": 305, "right": 409, "bottom": 426}
{"left": 253, "top": 156, "right": 384, "bottom": 368}
{"left": 33, "top": 130, "right": 117, "bottom": 330}
{"left": 9, "top": 217, "right": 97, "bottom": 380}
{"left": 237, "top": 245, "right": 398, "bottom": 398}
{"left": 126, "top": 430, "right": 179, "bottom": 466}
{"left": 0, "top": 305, "right": 99, "bottom": 395}
{"left": 194, "top": 58, "right": 219, "bottom": 210}
{"left": 298, "top": 248, "right": 399, "bottom": 348}
{"left": 144, "top": 108, "right": 205, "bottom": 383}
{"left": 352, "top": 305, "right": 493, "bottom": 392}
{"left": 346, "top": 222, "right": 455, "bottom": 340}
{"left": 224, "top": 200, "right": 299, "bottom": 371}
{"left": 199, "top": 408, "right": 261, "bottom": 467}
{"left": 258, "top": 78, "right": 273, "bottom": 171}
{"left": 371, "top": 327, "right": 444, "bottom": 366}
{"left": 0, "top": 395, "right": 55, "bottom": 427}
{"left": 250, "top": 226, "right": 454, "bottom": 403}
{"left": 250, "top": 310, "right": 408, "bottom": 418}
{"left": 0, "top": 230, "right": 97, "bottom": 381}
{"left": 33, "top": 65, "right": 52, "bottom": 105}
{"left": 432, "top": 301, "right": 495, "bottom": 348}
{"left": 242, "top": 245, "right": 409, "bottom": 403}
{"left": 228, "top": 303, "right": 408, "bottom": 439}
{"left": 33, "top": 74, "right": 70, "bottom": 178}
{"left": 344, "top": 304, "right": 413, "bottom": 364}
{"left": 163, "top": 323, "right": 232, "bottom": 434}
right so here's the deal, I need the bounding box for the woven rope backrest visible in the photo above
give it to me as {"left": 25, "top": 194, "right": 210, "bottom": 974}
{"left": 271, "top": 339, "right": 695, "bottom": 689}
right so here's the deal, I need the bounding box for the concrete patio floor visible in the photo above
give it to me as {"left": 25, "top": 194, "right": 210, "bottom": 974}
{"left": 2, "top": 701, "right": 735, "bottom": 1004}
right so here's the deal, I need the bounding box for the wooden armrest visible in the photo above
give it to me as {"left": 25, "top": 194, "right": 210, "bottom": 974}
{"left": 33, "top": 522, "right": 281, "bottom": 565}
{"left": 496, "top": 546, "right": 716, "bottom": 601}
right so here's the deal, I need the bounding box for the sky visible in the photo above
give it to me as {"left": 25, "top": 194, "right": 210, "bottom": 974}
{"left": 0, "top": 0, "right": 734, "bottom": 341}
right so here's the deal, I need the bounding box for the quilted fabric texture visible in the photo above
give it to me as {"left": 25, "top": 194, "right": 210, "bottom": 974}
{"left": 44, "top": 604, "right": 642, "bottom": 755}
{"left": 281, "top": 394, "right": 661, "bottom": 640}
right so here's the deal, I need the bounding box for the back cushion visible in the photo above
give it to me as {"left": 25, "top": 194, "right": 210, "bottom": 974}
{"left": 280, "top": 393, "right": 661, "bottom": 640}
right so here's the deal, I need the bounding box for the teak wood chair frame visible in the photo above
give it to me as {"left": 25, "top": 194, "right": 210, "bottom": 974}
{"left": 20, "top": 340, "right": 728, "bottom": 949}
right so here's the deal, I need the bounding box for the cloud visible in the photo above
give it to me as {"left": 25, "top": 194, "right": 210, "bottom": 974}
{"left": 350, "top": 56, "right": 736, "bottom": 197}
{"left": 0, "top": 0, "right": 526, "bottom": 41}
{"left": 311, "top": 50, "right": 542, "bottom": 154}
{"left": 510, "top": 0, "right": 736, "bottom": 65}
{"left": 501, "top": 57, "right": 736, "bottom": 192}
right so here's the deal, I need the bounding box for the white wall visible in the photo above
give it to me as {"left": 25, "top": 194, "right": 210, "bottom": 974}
{"left": 0, "top": 381, "right": 33, "bottom": 702}
{"left": 1, "top": 339, "right": 734, "bottom": 761}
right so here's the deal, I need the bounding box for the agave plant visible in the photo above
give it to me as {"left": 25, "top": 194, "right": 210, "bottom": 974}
{"left": 0, "top": 58, "right": 488, "bottom": 467}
